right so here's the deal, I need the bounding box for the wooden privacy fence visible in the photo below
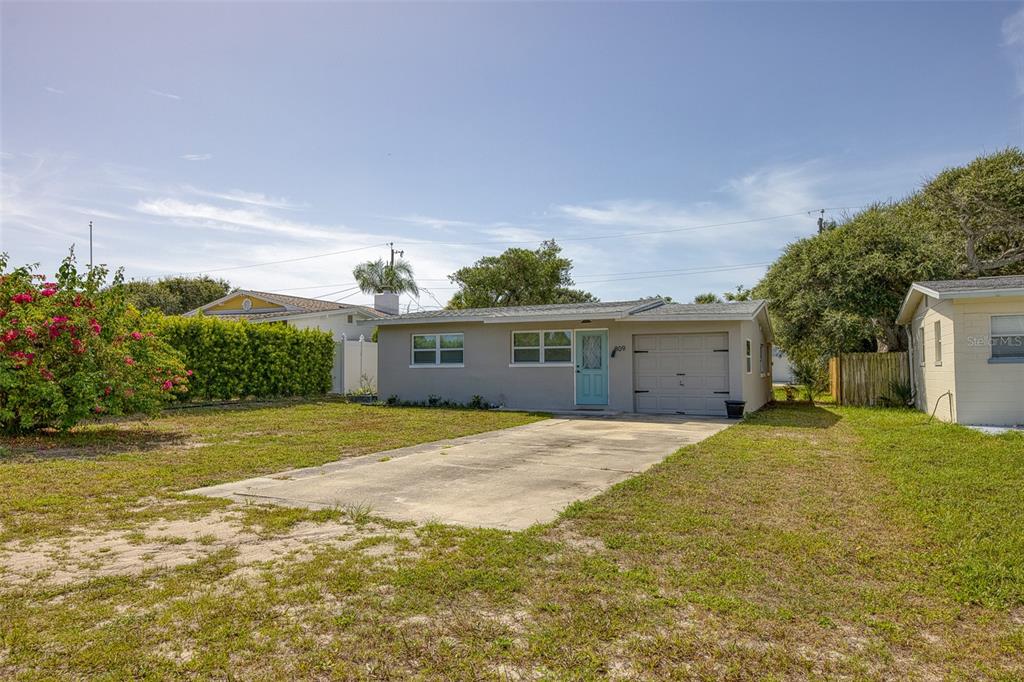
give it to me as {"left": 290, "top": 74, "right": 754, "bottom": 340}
{"left": 829, "top": 352, "right": 909, "bottom": 406}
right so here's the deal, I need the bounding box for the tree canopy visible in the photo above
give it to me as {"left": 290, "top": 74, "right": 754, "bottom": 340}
{"left": 121, "top": 276, "right": 231, "bottom": 316}
{"left": 352, "top": 258, "right": 420, "bottom": 296}
{"left": 447, "top": 240, "right": 596, "bottom": 309}
{"left": 755, "top": 148, "right": 1024, "bottom": 361}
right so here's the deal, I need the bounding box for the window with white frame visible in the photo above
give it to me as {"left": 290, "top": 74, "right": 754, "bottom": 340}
{"left": 512, "top": 330, "right": 572, "bottom": 364}
{"left": 411, "top": 333, "right": 464, "bottom": 366}
{"left": 745, "top": 339, "right": 752, "bottom": 373}
{"left": 992, "top": 315, "right": 1024, "bottom": 359}
{"left": 933, "top": 320, "right": 942, "bottom": 366}
{"left": 759, "top": 343, "right": 766, "bottom": 376}
{"left": 918, "top": 325, "right": 926, "bottom": 366}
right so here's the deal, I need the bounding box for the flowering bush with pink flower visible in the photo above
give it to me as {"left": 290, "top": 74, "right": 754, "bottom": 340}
{"left": 0, "top": 252, "right": 189, "bottom": 433}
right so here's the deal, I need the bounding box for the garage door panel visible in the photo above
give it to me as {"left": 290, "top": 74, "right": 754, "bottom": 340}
{"left": 634, "top": 333, "right": 730, "bottom": 416}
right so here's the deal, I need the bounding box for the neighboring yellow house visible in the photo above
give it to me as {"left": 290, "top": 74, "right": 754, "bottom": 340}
{"left": 896, "top": 275, "right": 1024, "bottom": 427}
{"left": 186, "top": 290, "right": 396, "bottom": 394}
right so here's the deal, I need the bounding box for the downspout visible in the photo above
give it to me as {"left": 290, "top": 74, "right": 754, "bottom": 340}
{"left": 904, "top": 326, "right": 917, "bottom": 406}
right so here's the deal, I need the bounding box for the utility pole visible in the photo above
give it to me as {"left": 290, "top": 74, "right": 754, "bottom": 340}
{"left": 816, "top": 210, "right": 825, "bottom": 234}
{"left": 387, "top": 241, "right": 403, "bottom": 269}
{"left": 89, "top": 221, "right": 94, "bottom": 268}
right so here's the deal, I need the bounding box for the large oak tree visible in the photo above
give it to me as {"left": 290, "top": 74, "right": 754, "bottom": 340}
{"left": 447, "top": 240, "right": 596, "bottom": 309}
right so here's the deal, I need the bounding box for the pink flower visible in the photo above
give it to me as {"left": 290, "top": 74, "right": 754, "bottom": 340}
{"left": 124, "top": 356, "right": 136, "bottom": 366}
{"left": 2, "top": 329, "right": 18, "bottom": 343}
{"left": 186, "top": 369, "right": 193, "bottom": 377}
{"left": 71, "top": 338, "right": 85, "bottom": 354}
{"left": 11, "top": 293, "right": 32, "bottom": 304}
{"left": 90, "top": 319, "right": 102, "bottom": 335}
{"left": 161, "top": 379, "right": 173, "bottom": 391}
{"left": 104, "top": 386, "right": 112, "bottom": 396}
{"left": 11, "top": 351, "right": 34, "bottom": 365}
{"left": 73, "top": 295, "right": 84, "bottom": 308}
{"left": 24, "top": 326, "right": 37, "bottom": 340}
{"left": 39, "top": 367, "right": 54, "bottom": 381}
{"left": 42, "top": 282, "right": 58, "bottom": 290}
{"left": 130, "top": 331, "right": 143, "bottom": 341}
{"left": 39, "top": 289, "right": 56, "bottom": 298}
{"left": 51, "top": 316, "right": 69, "bottom": 324}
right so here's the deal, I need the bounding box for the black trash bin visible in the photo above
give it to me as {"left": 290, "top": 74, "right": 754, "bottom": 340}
{"left": 724, "top": 400, "right": 746, "bottom": 419}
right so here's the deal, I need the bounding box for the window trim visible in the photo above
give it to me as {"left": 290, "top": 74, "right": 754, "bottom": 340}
{"left": 410, "top": 332, "right": 465, "bottom": 368}
{"left": 510, "top": 329, "right": 573, "bottom": 366}
{"left": 918, "top": 324, "right": 926, "bottom": 366}
{"left": 933, "top": 320, "right": 942, "bottom": 367}
{"left": 745, "top": 338, "right": 752, "bottom": 374}
{"left": 990, "top": 314, "right": 1024, "bottom": 362}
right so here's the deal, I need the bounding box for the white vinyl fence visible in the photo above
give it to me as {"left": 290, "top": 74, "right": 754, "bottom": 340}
{"left": 331, "top": 338, "right": 377, "bottom": 395}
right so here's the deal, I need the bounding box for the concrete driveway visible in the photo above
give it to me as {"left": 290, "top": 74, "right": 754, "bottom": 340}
{"left": 187, "top": 415, "right": 730, "bottom": 530}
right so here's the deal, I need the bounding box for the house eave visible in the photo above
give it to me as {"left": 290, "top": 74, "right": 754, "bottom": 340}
{"left": 897, "top": 283, "right": 1024, "bottom": 325}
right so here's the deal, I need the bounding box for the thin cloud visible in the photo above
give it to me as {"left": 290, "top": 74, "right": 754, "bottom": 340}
{"left": 148, "top": 89, "right": 181, "bottom": 100}
{"left": 44, "top": 86, "right": 65, "bottom": 95}
{"left": 180, "top": 153, "right": 213, "bottom": 162}
{"left": 134, "top": 198, "right": 337, "bottom": 241}
{"left": 1003, "top": 6, "right": 1024, "bottom": 95}
{"left": 183, "top": 186, "right": 304, "bottom": 209}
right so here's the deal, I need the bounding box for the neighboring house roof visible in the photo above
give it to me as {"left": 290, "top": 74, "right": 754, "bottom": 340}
{"left": 183, "top": 289, "right": 390, "bottom": 322}
{"left": 371, "top": 297, "right": 770, "bottom": 327}
{"left": 896, "top": 276, "right": 1024, "bottom": 325}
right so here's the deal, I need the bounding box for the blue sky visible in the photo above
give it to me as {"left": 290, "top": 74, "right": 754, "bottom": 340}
{"left": 2, "top": 1, "right": 1023, "bottom": 310}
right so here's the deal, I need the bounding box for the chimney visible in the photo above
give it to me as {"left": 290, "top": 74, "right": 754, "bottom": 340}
{"left": 374, "top": 292, "right": 399, "bottom": 315}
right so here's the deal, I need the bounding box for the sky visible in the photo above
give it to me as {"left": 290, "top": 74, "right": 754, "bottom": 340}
{"left": 2, "top": 1, "right": 1023, "bottom": 311}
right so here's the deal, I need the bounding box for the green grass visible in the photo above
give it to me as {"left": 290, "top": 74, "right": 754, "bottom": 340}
{"left": 2, "top": 402, "right": 1023, "bottom": 679}
{"left": 0, "top": 397, "right": 543, "bottom": 542}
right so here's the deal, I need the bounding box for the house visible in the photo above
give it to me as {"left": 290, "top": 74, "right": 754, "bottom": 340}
{"left": 370, "top": 298, "right": 774, "bottom": 416}
{"left": 771, "top": 348, "right": 795, "bottom": 384}
{"left": 896, "top": 275, "right": 1024, "bottom": 426}
{"left": 186, "top": 290, "right": 399, "bottom": 393}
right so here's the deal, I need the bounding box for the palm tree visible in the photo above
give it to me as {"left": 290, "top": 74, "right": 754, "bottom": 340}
{"left": 352, "top": 258, "right": 420, "bottom": 296}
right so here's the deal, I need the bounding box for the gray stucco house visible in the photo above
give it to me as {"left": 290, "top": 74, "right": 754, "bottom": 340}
{"left": 370, "top": 298, "right": 774, "bottom": 416}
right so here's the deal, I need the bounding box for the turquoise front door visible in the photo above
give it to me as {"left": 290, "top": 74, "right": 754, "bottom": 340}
{"left": 575, "top": 330, "right": 609, "bottom": 405}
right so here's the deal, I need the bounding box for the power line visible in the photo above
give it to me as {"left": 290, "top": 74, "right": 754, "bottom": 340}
{"left": 173, "top": 206, "right": 861, "bottom": 278}
{"left": 175, "top": 242, "right": 389, "bottom": 276}
{"left": 399, "top": 210, "right": 820, "bottom": 248}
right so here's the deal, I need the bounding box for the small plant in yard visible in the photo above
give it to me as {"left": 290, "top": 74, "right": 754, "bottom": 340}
{"left": 343, "top": 501, "right": 374, "bottom": 525}
{"left": 879, "top": 378, "right": 916, "bottom": 408}
{"left": 0, "top": 251, "right": 189, "bottom": 433}
{"left": 348, "top": 373, "right": 376, "bottom": 397}
{"left": 783, "top": 384, "right": 797, "bottom": 402}
{"left": 791, "top": 352, "right": 830, "bottom": 404}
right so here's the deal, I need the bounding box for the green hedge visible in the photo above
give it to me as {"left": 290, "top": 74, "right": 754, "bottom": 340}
{"left": 158, "top": 316, "right": 333, "bottom": 400}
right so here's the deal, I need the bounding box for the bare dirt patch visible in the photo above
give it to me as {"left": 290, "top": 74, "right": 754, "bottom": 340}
{"left": 0, "top": 506, "right": 410, "bottom": 587}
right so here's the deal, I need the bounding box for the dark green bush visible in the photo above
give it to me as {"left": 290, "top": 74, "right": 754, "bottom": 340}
{"left": 158, "top": 316, "right": 332, "bottom": 400}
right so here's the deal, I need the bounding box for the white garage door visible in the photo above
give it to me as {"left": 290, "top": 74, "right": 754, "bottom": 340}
{"left": 633, "top": 333, "right": 730, "bottom": 416}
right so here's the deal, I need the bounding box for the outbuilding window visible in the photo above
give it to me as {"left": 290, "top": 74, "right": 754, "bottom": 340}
{"left": 411, "top": 333, "right": 464, "bottom": 366}
{"left": 933, "top": 320, "right": 942, "bottom": 366}
{"left": 992, "top": 315, "right": 1024, "bottom": 360}
{"left": 512, "top": 330, "right": 572, "bottom": 364}
{"left": 918, "top": 325, "right": 926, "bottom": 366}
{"left": 745, "top": 339, "right": 752, "bottom": 374}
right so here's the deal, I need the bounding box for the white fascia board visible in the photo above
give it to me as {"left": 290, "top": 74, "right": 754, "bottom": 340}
{"left": 937, "top": 288, "right": 1024, "bottom": 300}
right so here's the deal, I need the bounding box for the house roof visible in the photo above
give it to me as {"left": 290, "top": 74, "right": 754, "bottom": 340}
{"left": 896, "top": 276, "right": 1024, "bottom": 325}
{"left": 371, "top": 297, "right": 769, "bottom": 326}
{"left": 184, "top": 289, "right": 389, "bottom": 322}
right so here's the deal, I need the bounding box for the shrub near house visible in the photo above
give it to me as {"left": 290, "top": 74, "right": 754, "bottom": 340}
{"left": 158, "top": 316, "right": 333, "bottom": 401}
{"left": 0, "top": 254, "right": 189, "bottom": 433}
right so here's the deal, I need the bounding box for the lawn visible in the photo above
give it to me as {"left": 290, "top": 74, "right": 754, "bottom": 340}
{"left": 2, "top": 401, "right": 1023, "bottom": 679}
